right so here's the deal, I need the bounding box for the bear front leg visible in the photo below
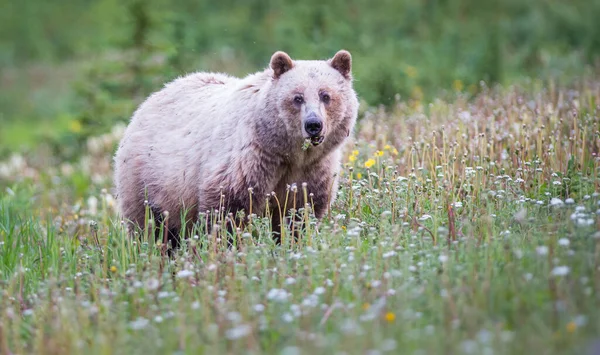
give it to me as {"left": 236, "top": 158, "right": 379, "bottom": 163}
{"left": 272, "top": 155, "right": 341, "bottom": 243}
{"left": 302, "top": 160, "right": 339, "bottom": 220}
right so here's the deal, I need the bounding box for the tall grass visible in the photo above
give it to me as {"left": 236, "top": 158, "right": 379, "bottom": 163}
{"left": 0, "top": 78, "right": 599, "bottom": 354}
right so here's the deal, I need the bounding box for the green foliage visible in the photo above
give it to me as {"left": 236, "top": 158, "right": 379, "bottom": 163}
{"left": 1, "top": 0, "right": 599, "bottom": 157}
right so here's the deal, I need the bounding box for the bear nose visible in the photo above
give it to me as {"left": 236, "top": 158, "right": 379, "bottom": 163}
{"left": 304, "top": 119, "right": 323, "bottom": 137}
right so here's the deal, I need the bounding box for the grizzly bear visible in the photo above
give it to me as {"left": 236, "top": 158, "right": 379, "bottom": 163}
{"left": 113, "top": 50, "right": 359, "bottom": 246}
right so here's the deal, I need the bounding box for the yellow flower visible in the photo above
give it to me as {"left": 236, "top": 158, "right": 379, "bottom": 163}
{"left": 341, "top": 225, "right": 346, "bottom": 231}
{"left": 364, "top": 159, "right": 376, "bottom": 169}
{"left": 356, "top": 173, "right": 362, "bottom": 179}
{"left": 349, "top": 155, "right": 356, "bottom": 162}
{"left": 110, "top": 266, "right": 117, "bottom": 273}
{"left": 352, "top": 150, "right": 359, "bottom": 156}
{"left": 362, "top": 303, "right": 371, "bottom": 310}
{"left": 404, "top": 65, "right": 417, "bottom": 78}
{"left": 384, "top": 312, "right": 396, "bottom": 323}
{"left": 384, "top": 144, "right": 392, "bottom": 150}
{"left": 453, "top": 79, "right": 464, "bottom": 92}
{"left": 68, "top": 120, "right": 82, "bottom": 133}
{"left": 411, "top": 86, "right": 423, "bottom": 100}
{"left": 375, "top": 150, "right": 384, "bottom": 157}
{"left": 392, "top": 148, "right": 398, "bottom": 155}
{"left": 566, "top": 321, "right": 577, "bottom": 333}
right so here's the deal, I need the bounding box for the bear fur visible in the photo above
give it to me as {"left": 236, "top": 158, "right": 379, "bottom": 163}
{"left": 113, "top": 50, "right": 359, "bottom": 244}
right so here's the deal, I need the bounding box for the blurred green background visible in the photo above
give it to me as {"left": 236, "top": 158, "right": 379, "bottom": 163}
{"left": 1, "top": 0, "right": 599, "bottom": 159}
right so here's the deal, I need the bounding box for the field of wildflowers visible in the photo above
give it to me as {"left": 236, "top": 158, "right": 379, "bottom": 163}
{"left": 1, "top": 78, "right": 599, "bottom": 354}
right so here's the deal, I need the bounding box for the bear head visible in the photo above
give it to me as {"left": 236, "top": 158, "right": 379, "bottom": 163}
{"left": 268, "top": 50, "right": 358, "bottom": 151}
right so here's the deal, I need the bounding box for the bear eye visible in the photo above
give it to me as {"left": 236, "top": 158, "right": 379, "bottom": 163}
{"left": 293, "top": 95, "right": 304, "bottom": 105}
{"left": 320, "top": 92, "right": 331, "bottom": 104}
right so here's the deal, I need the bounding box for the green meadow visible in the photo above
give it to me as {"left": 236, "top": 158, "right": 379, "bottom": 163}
{"left": 1, "top": 1, "right": 600, "bottom": 354}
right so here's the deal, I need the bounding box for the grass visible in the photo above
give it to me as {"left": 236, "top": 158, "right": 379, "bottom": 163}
{"left": 1, "top": 78, "right": 599, "bottom": 355}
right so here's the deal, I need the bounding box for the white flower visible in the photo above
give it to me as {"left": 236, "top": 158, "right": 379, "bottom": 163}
{"left": 176, "top": 269, "right": 194, "bottom": 278}
{"left": 281, "top": 346, "right": 301, "bottom": 355}
{"left": 419, "top": 214, "right": 432, "bottom": 221}
{"left": 314, "top": 287, "right": 326, "bottom": 295}
{"left": 558, "top": 238, "right": 570, "bottom": 247}
{"left": 129, "top": 317, "right": 150, "bottom": 330}
{"left": 282, "top": 313, "right": 294, "bottom": 323}
{"left": 253, "top": 304, "right": 265, "bottom": 313}
{"left": 381, "top": 339, "right": 397, "bottom": 352}
{"left": 146, "top": 278, "right": 160, "bottom": 291}
{"left": 382, "top": 251, "right": 397, "bottom": 258}
{"left": 225, "top": 324, "right": 252, "bottom": 340}
{"left": 23, "top": 309, "right": 34, "bottom": 316}
{"left": 552, "top": 181, "right": 562, "bottom": 186}
{"left": 285, "top": 277, "right": 296, "bottom": 285}
{"left": 551, "top": 266, "right": 570, "bottom": 277}
{"left": 576, "top": 218, "right": 594, "bottom": 227}
{"left": 154, "top": 316, "right": 163, "bottom": 323}
{"left": 574, "top": 315, "right": 588, "bottom": 326}
{"left": 267, "top": 288, "right": 289, "bottom": 302}
{"left": 438, "top": 254, "right": 449, "bottom": 263}
{"left": 565, "top": 198, "right": 575, "bottom": 204}
{"left": 191, "top": 301, "right": 201, "bottom": 310}
{"left": 550, "top": 198, "right": 564, "bottom": 207}
{"left": 536, "top": 246, "right": 549, "bottom": 255}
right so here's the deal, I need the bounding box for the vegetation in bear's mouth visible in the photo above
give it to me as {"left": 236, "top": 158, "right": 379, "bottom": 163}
{"left": 1, "top": 78, "right": 599, "bottom": 354}
{"left": 302, "top": 136, "right": 325, "bottom": 150}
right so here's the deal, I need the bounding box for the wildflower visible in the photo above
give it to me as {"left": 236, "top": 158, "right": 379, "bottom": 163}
{"left": 375, "top": 150, "right": 384, "bottom": 157}
{"left": 558, "top": 238, "right": 570, "bottom": 247}
{"left": 365, "top": 159, "right": 376, "bottom": 169}
{"left": 550, "top": 198, "right": 564, "bottom": 207}
{"left": 225, "top": 324, "right": 252, "bottom": 340}
{"left": 129, "top": 317, "right": 149, "bottom": 330}
{"left": 267, "top": 288, "right": 289, "bottom": 302}
{"left": 314, "top": 287, "right": 326, "bottom": 295}
{"left": 384, "top": 312, "right": 396, "bottom": 323}
{"left": 362, "top": 303, "right": 371, "bottom": 310}
{"left": 349, "top": 155, "right": 357, "bottom": 162}
{"left": 352, "top": 150, "right": 359, "bottom": 156}
{"left": 68, "top": 120, "right": 82, "bottom": 133}
{"left": 551, "top": 266, "right": 570, "bottom": 277}
{"left": 566, "top": 321, "right": 577, "bottom": 333}
{"left": 281, "top": 347, "right": 301, "bottom": 355}
{"left": 110, "top": 266, "right": 117, "bottom": 273}
{"left": 356, "top": 173, "right": 362, "bottom": 179}
{"left": 282, "top": 313, "right": 294, "bottom": 323}
{"left": 536, "top": 246, "right": 549, "bottom": 255}
{"left": 176, "top": 269, "right": 194, "bottom": 278}
{"left": 384, "top": 144, "right": 392, "bottom": 150}
{"left": 381, "top": 339, "right": 397, "bottom": 351}
{"left": 453, "top": 79, "right": 464, "bottom": 92}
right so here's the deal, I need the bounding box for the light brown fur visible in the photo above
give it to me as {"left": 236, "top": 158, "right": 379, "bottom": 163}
{"left": 113, "top": 50, "right": 359, "bottom": 243}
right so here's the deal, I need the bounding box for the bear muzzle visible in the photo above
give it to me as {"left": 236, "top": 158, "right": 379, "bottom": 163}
{"left": 303, "top": 113, "right": 325, "bottom": 146}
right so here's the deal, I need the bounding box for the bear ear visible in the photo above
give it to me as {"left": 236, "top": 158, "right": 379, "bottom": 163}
{"left": 270, "top": 51, "right": 294, "bottom": 79}
{"left": 330, "top": 50, "right": 352, "bottom": 79}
